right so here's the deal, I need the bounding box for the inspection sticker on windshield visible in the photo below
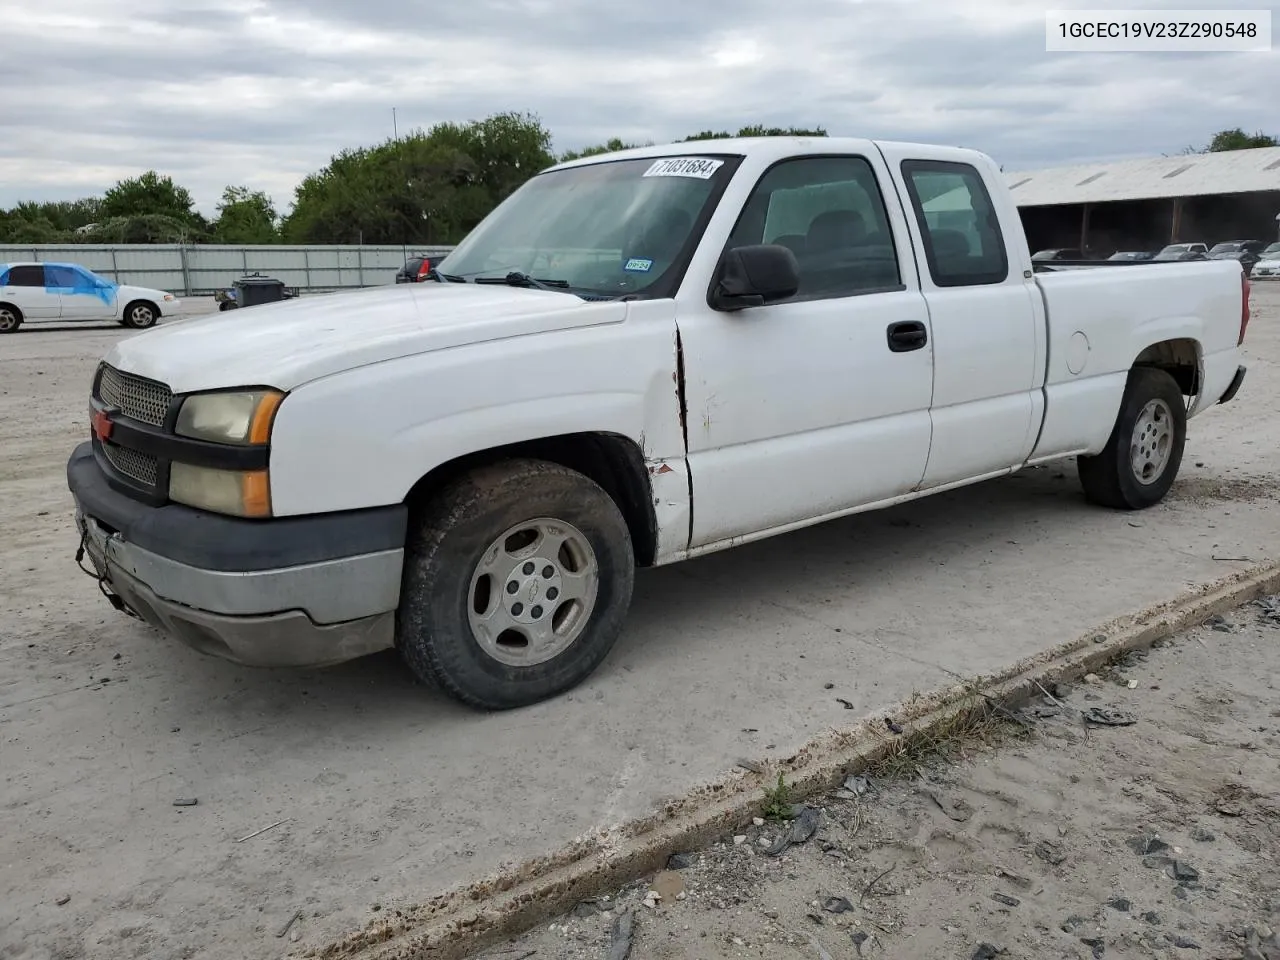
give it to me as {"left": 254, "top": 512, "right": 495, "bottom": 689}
{"left": 623, "top": 258, "right": 654, "bottom": 273}
{"left": 643, "top": 157, "right": 723, "bottom": 179}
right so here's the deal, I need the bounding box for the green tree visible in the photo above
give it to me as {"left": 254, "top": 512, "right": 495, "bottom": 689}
{"left": 81, "top": 215, "right": 195, "bottom": 243}
{"left": 682, "top": 124, "right": 828, "bottom": 141}
{"left": 101, "top": 170, "right": 199, "bottom": 224}
{"left": 1206, "top": 128, "right": 1277, "bottom": 151}
{"left": 0, "top": 213, "right": 65, "bottom": 243}
{"left": 427, "top": 111, "right": 556, "bottom": 200}
{"left": 213, "top": 186, "right": 279, "bottom": 243}
{"left": 0, "top": 197, "right": 106, "bottom": 242}
{"left": 1183, "top": 127, "right": 1279, "bottom": 154}
{"left": 559, "top": 138, "right": 650, "bottom": 162}
{"left": 282, "top": 111, "right": 553, "bottom": 245}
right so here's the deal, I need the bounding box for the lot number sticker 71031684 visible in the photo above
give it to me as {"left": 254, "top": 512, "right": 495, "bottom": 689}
{"left": 643, "top": 157, "right": 724, "bottom": 179}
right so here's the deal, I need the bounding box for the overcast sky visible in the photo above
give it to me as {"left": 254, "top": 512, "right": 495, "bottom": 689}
{"left": 1, "top": 0, "right": 1275, "bottom": 215}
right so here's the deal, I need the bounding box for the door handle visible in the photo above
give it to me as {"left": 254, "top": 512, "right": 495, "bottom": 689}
{"left": 886, "top": 320, "right": 928, "bottom": 353}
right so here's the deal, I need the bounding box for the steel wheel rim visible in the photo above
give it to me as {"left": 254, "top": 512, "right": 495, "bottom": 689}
{"left": 131, "top": 306, "right": 153, "bottom": 325}
{"left": 467, "top": 517, "right": 599, "bottom": 667}
{"left": 1131, "top": 398, "right": 1174, "bottom": 485}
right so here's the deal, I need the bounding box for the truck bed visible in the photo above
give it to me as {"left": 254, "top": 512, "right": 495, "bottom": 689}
{"left": 1028, "top": 256, "right": 1246, "bottom": 462}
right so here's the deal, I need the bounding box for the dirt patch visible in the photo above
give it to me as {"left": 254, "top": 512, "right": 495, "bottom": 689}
{"left": 1168, "top": 474, "right": 1280, "bottom": 507}
{"left": 473, "top": 599, "right": 1280, "bottom": 960}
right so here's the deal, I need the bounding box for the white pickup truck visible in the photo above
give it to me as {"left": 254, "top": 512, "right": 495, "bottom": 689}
{"left": 67, "top": 137, "right": 1252, "bottom": 710}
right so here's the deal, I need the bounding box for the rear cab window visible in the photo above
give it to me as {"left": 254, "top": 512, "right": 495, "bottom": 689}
{"left": 900, "top": 160, "right": 1009, "bottom": 287}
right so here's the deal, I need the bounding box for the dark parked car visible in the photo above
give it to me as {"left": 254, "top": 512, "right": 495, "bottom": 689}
{"left": 395, "top": 255, "right": 439, "bottom": 283}
{"left": 1107, "top": 250, "right": 1154, "bottom": 261}
{"left": 1152, "top": 243, "right": 1208, "bottom": 262}
{"left": 1208, "top": 240, "right": 1267, "bottom": 273}
{"left": 1031, "top": 248, "right": 1084, "bottom": 261}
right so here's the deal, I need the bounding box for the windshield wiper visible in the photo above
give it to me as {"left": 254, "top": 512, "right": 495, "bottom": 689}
{"left": 427, "top": 267, "right": 466, "bottom": 283}
{"left": 474, "top": 271, "right": 571, "bottom": 291}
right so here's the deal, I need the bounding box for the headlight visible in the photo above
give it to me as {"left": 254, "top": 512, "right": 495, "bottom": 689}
{"left": 170, "top": 463, "right": 271, "bottom": 517}
{"left": 176, "top": 390, "right": 283, "bottom": 445}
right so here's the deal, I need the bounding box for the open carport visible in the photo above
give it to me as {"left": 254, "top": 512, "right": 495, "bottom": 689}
{"left": 1008, "top": 146, "right": 1280, "bottom": 256}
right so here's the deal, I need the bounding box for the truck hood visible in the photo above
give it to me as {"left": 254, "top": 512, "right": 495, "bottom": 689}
{"left": 105, "top": 283, "right": 628, "bottom": 393}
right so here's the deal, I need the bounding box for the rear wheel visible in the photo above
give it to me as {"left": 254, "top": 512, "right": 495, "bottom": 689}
{"left": 1078, "top": 366, "right": 1186, "bottom": 509}
{"left": 123, "top": 301, "right": 158, "bottom": 329}
{"left": 0, "top": 303, "right": 21, "bottom": 333}
{"left": 396, "top": 458, "right": 635, "bottom": 710}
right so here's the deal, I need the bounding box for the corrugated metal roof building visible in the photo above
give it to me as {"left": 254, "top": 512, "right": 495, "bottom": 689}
{"left": 1004, "top": 147, "right": 1280, "bottom": 257}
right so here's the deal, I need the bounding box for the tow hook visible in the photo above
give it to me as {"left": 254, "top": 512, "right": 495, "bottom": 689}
{"left": 75, "top": 533, "right": 140, "bottom": 620}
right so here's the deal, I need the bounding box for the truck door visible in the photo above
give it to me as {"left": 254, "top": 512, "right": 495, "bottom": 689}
{"left": 877, "top": 148, "right": 1045, "bottom": 488}
{"left": 675, "top": 151, "right": 935, "bottom": 550}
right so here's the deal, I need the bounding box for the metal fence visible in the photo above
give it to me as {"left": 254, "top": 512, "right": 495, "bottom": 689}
{"left": 0, "top": 244, "right": 457, "bottom": 295}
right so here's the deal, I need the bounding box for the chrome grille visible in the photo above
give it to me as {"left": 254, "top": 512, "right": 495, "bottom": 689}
{"left": 102, "top": 442, "right": 159, "bottom": 488}
{"left": 97, "top": 364, "right": 172, "bottom": 426}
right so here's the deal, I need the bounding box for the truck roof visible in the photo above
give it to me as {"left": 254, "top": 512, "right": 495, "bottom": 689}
{"left": 549, "top": 136, "right": 996, "bottom": 173}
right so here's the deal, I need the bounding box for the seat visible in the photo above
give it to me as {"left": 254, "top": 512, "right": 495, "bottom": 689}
{"left": 930, "top": 228, "right": 971, "bottom": 259}
{"left": 805, "top": 209, "right": 866, "bottom": 253}
{"left": 770, "top": 234, "right": 807, "bottom": 256}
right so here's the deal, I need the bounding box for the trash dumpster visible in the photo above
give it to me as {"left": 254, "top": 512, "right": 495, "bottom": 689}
{"left": 234, "top": 273, "right": 288, "bottom": 308}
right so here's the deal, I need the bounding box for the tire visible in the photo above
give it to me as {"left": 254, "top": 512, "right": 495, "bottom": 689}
{"left": 0, "top": 303, "right": 21, "bottom": 333}
{"left": 1077, "top": 367, "right": 1186, "bottom": 510}
{"left": 123, "top": 300, "right": 158, "bottom": 329}
{"left": 397, "top": 458, "right": 635, "bottom": 710}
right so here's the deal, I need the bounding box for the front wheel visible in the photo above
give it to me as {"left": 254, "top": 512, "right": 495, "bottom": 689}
{"left": 1078, "top": 366, "right": 1187, "bottom": 509}
{"left": 396, "top": 458, "right": 635, "bottom": 710}
{"left": 123, "top": 301, "right": 158, "bottom": 329}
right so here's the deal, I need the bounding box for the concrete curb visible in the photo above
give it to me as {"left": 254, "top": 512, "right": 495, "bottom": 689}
{"left": 314, "top": 561, "right": 1280, "bottom": 960}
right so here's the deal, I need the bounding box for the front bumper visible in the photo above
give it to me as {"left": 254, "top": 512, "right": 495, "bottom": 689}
{"left": 68, "top": 442, "right": 407, "bottom": 668}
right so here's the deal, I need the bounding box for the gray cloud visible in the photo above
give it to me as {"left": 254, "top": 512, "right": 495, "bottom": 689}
{"left": 2, "top": 0, "right": 1276, "bottom": 214}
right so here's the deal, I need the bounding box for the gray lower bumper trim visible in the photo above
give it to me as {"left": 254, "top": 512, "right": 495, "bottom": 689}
{"left": 81, "top": 512, "right": 402, "bottom": 624}
{"left": 104, "top": 561, "right": 395, "bottom": 668}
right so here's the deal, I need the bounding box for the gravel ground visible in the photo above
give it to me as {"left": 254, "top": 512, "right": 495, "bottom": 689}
{"left": 1, "top": 286, "right": 1277, "bottom": 960}
{"left": 483, "top": 597, "right": 1280, "bottom": 960}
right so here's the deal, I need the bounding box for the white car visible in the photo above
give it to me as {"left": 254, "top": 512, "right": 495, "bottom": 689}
{"left": 1251, "top": 243, "right": 1280, "bottom": 279}
{"left": 0, "top": 261, "right": 181, "bottom": 333}
{"left": 68, "top": 136, "right": 1250, "bottom": 710}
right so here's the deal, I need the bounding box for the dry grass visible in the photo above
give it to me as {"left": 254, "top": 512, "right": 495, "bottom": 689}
{"left": 862, "top": 687, "right": 1033, "bottom": 784}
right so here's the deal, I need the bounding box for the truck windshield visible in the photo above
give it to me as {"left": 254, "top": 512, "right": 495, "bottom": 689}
{"left": 435, "top": 155, "right": 737, "bottom": 298}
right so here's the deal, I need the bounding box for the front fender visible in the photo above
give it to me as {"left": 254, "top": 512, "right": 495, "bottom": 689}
{"left": 266, "top": 320, "right": 684, "bottom": 516}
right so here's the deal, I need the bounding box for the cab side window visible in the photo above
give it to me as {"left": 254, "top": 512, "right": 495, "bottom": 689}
{"left": 900, "top": 160, "right": 1008, "bottom": 286}
{"left": 725, "top": 156, "right": 902, "bottom": 301}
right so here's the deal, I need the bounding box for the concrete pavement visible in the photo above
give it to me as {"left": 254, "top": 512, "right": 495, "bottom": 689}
{"left": 1, "top": 287, "right": 1277, "bottom": 959}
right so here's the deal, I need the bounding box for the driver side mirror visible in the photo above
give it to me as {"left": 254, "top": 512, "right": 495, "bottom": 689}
{"left": 710, "top": 244, "right": 800, "bottom": 311}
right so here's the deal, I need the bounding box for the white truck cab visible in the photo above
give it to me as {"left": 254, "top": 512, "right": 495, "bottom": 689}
{"left": 67, "top": 137, "right": 1251, "bottom": 709}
